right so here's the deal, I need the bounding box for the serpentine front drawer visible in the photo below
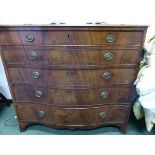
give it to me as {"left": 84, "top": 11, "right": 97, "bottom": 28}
{"left": 12, "top": 85, "right": 134, "bottom": 105}
{"left": 16, "top": 104, "right": 130, "bottom": 129}
{"left": 0, "top": 27, "right": 145, "bottom": 46}
{"left": 3, "top": 48, "right": 141, "bottom": 67}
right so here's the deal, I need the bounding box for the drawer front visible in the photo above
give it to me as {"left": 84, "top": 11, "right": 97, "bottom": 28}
{"left": 0, "top": 31, "right": 143, "bottom": 45}
{"left": 8, "top": 68, "right": 137, "bottom": 85}
{"left": 0, "top": 31, "right": 40, "bottom": 45}
{"left": 12, "top": 85, "right": 134, "bottom": 105}
{"left": 16, "top": 104, "right": 130, "bottom": 125}
{"left": 3, "top": 49, "right": 141, "bottom": 66}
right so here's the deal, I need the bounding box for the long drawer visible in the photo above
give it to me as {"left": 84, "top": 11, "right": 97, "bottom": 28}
{"left": 12, "top": 85, "right": 134, "bottom": 105}
{"left": 8, "top": 68, "right": 137, "bottom": 85}
{"left": 3, "top": 48, "right": 141, "bottom": 66}
{"left": 0, "top": 30, "right": 143, "bottom": 45}
{"left": 16, "top": 104, "right": 130, "bottom": 125}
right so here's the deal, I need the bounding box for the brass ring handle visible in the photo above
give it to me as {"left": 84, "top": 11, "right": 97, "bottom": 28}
{"left": 100, "top": 92, "right": 108, "bottom": 99}
{"left": 106, "top": 34, "right": 115, "bottom": 43}
{"left": 32, "top": 72, "right": 40, "bottom": 79}
{"left": 37, "top": 111, "right": 45, "bottom": 117}
{"left": 25, "top": 34, "right": 34, "bottom": 42}
{"left": 104, "top": 53, "right": 113, "bottom": 61}
{"left": 99, "top": 112, "right": 107, "bottom": 119}
{"left": 28, "top": 52, "right": 37, "bottom": 60}
{"left": 35, "top": 91, "right": 43, "bottom": 98}
{"left": 102, "top": 72, "right": 111, "bottom": 80}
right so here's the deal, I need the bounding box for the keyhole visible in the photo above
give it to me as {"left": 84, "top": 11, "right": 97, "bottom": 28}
{"left": 67, "top": 34, "right": 70, "bottom": 38}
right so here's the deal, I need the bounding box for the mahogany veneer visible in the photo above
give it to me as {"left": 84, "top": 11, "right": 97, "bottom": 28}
{"left": 0, "top": 24, "right": 148, "bottom": 133}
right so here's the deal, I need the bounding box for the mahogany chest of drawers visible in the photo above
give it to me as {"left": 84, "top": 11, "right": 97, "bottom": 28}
{"left": 0, "top": 24, "right": 148, "bottom": 133}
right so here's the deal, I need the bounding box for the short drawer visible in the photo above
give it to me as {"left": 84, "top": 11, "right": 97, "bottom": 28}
{"left": 8, "top": 68, "right": 137, "bottom": 85}
{"left": 12, "top": 85, "right": 134, "bottom": 105}
{"left": 16, "top": 104, "right": 130, "bottom": 125}
{"left": 0, "top": 30, "right": 143, "bottom": 45}
{"left": 3, "top": 48, "right": 141, "bottom": 66}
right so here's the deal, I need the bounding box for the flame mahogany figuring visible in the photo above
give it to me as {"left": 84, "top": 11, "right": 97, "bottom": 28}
{"left": 0, "top": 25, "right": 148, "bottom": 133}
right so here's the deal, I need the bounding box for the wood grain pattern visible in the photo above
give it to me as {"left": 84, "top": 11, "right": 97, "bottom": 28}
{"left": 8, "top": 67, "right": 137, "bottom": 85}
{"left": 16, "top": 104, "right": 129, "bottom": 126}
{"left": 0, "top": 25, "right": 148, "bottom": 133}
{"left": 3, "top": 48, "right": 141, "bottom": 66}
{"left": 0, "top": 30, "right": 144, "bottom": 46}
{"left": 12, "top": 85, "right": 134, "bottom": 106}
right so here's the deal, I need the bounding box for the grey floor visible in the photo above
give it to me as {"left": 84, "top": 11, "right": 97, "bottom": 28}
{"left": 0, "top": 104, "right": 155, "bottom": 135}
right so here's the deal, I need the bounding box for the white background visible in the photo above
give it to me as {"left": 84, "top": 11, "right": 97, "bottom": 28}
{"left": 0, "top": 0, "right": 154, "bottom": 40}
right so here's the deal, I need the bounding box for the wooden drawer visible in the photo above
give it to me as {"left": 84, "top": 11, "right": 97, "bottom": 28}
{"left": 16, "top": 104, "right": 130, "bottom": 125}
{"left": 8, "top": 68, "right": 137, "bottom": 85}
{"left": 0, "top": 30, "right": 143, "bottom": 45}
{"left": 12, "top": 85, "right": 134, "bottom": 105}
{"left": 3, "top": 48, "right": 141, "bottom": 66}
